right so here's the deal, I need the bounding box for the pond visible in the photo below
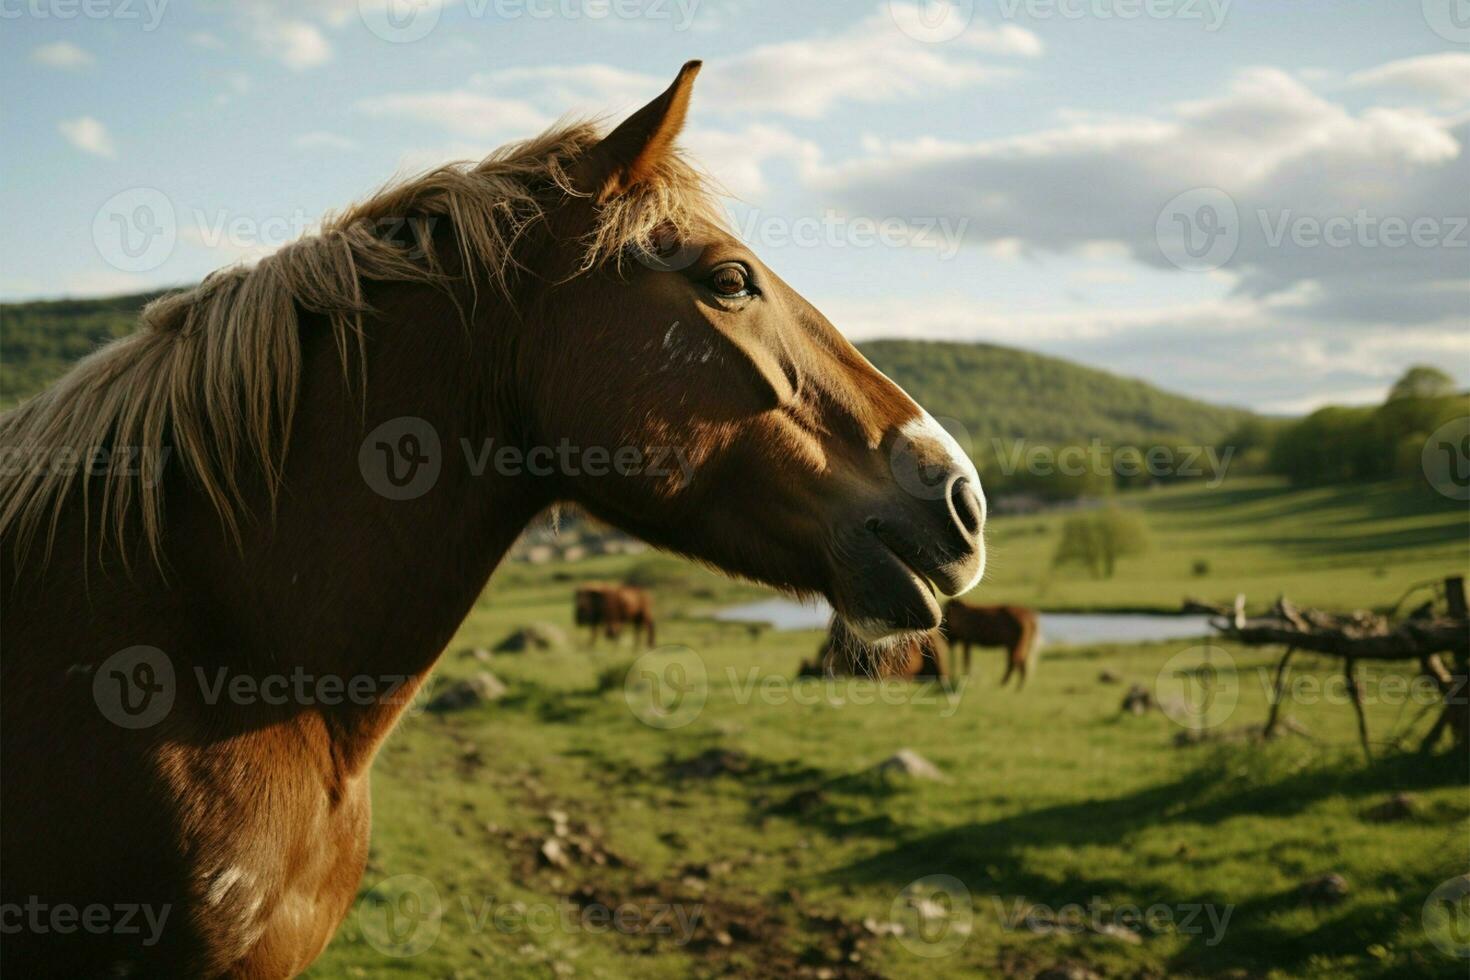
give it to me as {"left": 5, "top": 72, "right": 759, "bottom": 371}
{"left": 711, "top": 597, "right": 1214, "bottom": 645}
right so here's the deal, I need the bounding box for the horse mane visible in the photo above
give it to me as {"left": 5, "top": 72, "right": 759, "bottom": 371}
{"left": 0, "top": 120, "right": 723, "bottom": 571}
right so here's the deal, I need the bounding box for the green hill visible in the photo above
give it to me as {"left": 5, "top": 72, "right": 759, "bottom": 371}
{"left": 860, "top": 337, "right": 1252, "bottom": 451}
{"left": 1, "top": 293, "right": 1255, "bottom": 487}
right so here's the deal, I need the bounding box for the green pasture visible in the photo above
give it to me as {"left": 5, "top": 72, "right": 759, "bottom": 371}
{"left": 308, "top": 476, "right": 1468, "bottom": 979}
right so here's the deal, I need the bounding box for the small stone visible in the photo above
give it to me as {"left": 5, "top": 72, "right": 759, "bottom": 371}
{"left": 1098, "top": 669, "right": 1122, "bottom": 684}
{"left": 873, "top": 749, "right": 946, "bottom": 781}
{"left": 426, "top": 672, "right": 507, "bottom": 712}
{"left": 540, "top": 838, "right": 570, "bottom": 869}
{"left": 1297, "top": 873, "right": 1349, "bottom": 905}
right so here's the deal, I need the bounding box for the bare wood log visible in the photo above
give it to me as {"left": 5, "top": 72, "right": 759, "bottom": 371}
{"left": 1213, "top": 617, "right": 1467, "bottom": 660}
{"left": 1262, "top": 646, "right": 1297, "bottom": 739}
{"left": 1343, "top": 657, "right": 1372, "bottom": 762}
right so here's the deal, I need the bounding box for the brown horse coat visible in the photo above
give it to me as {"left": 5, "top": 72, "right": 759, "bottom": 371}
{"left": 0, "top": 63, "right": 986, "bottom": 978}
{"left": 942, "top": 600, "right": 1040, "bottom": 687}
{"left": 574, "top": 584, "right": 656, "bottom": 647}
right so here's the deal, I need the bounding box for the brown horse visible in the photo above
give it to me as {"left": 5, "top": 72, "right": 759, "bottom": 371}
{"left": 574, "top": 584, "right": 656, "bottom": 647}
{"left": 943, "top": 600, "right": 1040, "bottom": 687}
{"left": 0, "top": 63, "right": 985, "bottom": 977}
{"left": 800, "top": 618, "right": 949, "bottom": 680}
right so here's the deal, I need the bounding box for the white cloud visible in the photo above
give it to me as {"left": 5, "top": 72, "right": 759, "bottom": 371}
{"left": 1347, "top": 53, "right": 1470, "bottom": 107}
{"left": 820, "top": 64, "right": 1468, "bottom": 330}
{"left": 700, "top": 4, "right": 1039, "bottom": 118}
{"left": 188, "top": 31, "right": 226, "bottom": 49}
{"left": 251, "top": 18, "right": 332, "bottom": 70}
{"left": 58, "top": 117, "right": 116, "bottom": 158}
{"left": 31, "top": 42, "right": 94, "bottom": 70}
{"left": 355, "top": 91, "right": 549, "bottom": 142}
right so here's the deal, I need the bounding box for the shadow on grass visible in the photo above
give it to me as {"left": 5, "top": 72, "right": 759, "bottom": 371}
{"left": 818, "top": 750, "right": 1465, "bottom": 977}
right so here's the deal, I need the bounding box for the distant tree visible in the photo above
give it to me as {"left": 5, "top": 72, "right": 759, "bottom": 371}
{"left": 1387, "top": 365, "right": 1456, "bottom": 402}
{"left": 1051, "top": 507, "right": 1149, "bottom": 579}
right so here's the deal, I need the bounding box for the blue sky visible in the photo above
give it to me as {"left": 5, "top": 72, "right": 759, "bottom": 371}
{"left": 3, "top": 0, "right": 1467, "bottom": 411}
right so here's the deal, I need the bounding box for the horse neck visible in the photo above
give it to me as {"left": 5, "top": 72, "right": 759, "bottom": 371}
{"left": 199, "top": 275, "right": 547, "bottom": 772}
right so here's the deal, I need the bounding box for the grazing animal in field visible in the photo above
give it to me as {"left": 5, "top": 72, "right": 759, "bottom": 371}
{"left": 574, "top": 584, "right": 656, "bottom": 647}
{"left": 799, "top": 618, "right": 948, "bottom": 680}
{"left": 0, "top": 63, "right": 986, "bottom": 977}
{"left": 942, "top": 600, "right": 1040, "bottom": 687}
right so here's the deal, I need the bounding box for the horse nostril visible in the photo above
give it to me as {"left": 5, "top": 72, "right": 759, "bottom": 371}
{"left": 951, "top": 478, "right": 982, "bottom": 538}
{"left": 864, "top": 516, "right": 883, "bottom": 533}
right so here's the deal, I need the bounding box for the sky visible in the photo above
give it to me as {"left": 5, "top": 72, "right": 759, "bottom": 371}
{"left": 2, "top": 0, "right": 1467, "bottom": 412}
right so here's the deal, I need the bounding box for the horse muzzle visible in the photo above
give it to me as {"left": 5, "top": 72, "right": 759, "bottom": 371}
{"left": 828, "top": 470, "right": 987, "bottom": 640}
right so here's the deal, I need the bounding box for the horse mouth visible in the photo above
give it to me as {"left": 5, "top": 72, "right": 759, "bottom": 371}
{"left": 830, "top": 539, "right": 944, "bottom": 641}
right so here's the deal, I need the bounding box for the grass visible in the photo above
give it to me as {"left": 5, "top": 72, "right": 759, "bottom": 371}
{"left": 306, "top": 477, "right": 1469, "bottom": 979}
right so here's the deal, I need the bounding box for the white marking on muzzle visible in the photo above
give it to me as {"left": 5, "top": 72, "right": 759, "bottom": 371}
{"left": 898, "top": 408, "right": 987, "bottom": 594}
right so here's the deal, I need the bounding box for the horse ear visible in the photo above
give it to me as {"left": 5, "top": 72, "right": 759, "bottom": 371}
{"left": 575, "top": 60, "right": 701, "bottom": 201}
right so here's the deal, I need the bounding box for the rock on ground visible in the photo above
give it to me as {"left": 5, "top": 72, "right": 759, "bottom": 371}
{"left": 494, "top": 622, "right": 568, "bottom": 653}
{"left": 427, "top": 672, "right": 508, "bottom": 712}
{"left": 872, "top": 749, "right": 946, "bottom": 781}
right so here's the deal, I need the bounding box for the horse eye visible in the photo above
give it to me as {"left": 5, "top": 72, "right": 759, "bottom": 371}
{"left": 709, "top": 265, "right": 750, "bottom": 297}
